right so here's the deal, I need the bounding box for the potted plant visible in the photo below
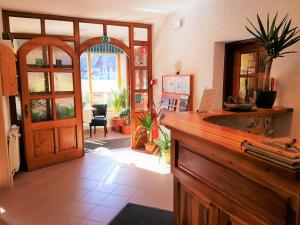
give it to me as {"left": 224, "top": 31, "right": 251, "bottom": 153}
{"left": 120, "top": 108, "right": 131, "bottom": 135}
{"left": 154, "top": 126, "right": 171, "bottom": 164}
{"left": 111, "top": 88, "right": 127, "bottom": 131}
{"left": 246, "top": 13, "right": 300, "bottom": 108}
{"left": 135, "top": 111, "right": 160, "bottom": 153}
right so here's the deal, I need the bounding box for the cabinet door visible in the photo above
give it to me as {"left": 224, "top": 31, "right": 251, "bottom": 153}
{"left": 216, "top": 208, "right": 248, "bottom": 225}
{"left": 179, "top": 185, "right": 210, "bottom": 225}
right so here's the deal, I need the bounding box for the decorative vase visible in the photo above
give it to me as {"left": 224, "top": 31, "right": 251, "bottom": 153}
{"left": 112, "top": 117, "right": 124, "bottom": 132}
{"left": 255, "top": 91, "right": 277, "bottom": 109}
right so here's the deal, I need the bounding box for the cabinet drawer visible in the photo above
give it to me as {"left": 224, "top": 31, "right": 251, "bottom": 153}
{"left": 177, "top": 143, "right": 288, "bottom": 225}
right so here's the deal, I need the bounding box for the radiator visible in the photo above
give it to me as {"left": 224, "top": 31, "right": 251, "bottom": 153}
{"left": 8, "top": 125, "right": 21, "bottom": 176}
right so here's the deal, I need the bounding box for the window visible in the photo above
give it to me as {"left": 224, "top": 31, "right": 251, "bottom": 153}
{"left": 224, "top": 41, "right": 267, "bottom": 102}
{"left": 80, "top": 52, "right": 127, "bottom": 108}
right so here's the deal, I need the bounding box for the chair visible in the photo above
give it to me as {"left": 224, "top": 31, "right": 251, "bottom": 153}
{"left": 89, "top": 104, "right": 108, "bottom": 138}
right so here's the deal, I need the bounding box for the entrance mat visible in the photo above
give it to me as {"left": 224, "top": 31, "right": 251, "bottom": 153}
{"left": 108, "top": 203, "right": 173, "bottom": 225}
{"left": 84, "top": 137, "right": 131, "bottom": 152}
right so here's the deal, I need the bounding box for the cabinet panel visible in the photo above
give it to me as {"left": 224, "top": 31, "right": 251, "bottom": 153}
{"left": 177, "top": 143, "right": 287, "bottom": 225}
{"left": 0, "top": 43, "right": 18, "bottom": 96}
{"left": 179, "top": 185, "right": 210, "bottom": 225}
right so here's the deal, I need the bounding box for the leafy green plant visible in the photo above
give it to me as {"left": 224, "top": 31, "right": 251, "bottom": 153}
{"left": 111, "top": 87, "right": 127, "bottom": 113}
{"left": 154, "top": 126, "right": 171, "bottom": 161}
{"left": 135, "top": 110, "right": 161, "bottom": 145}
{"left": 246, "top": 13, "right": 300, "bottom": 91}
{"left": 2, "top": 31, "right": 13, "bottom": 43}
{"left": 119, "top": 108, "right": 130, "bottom": 125}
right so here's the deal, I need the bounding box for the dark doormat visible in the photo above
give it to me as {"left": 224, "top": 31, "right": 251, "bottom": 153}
{"left": 84, "top": 137, "right": 131, "bottom": 153}
{"left": 108, "top": 203, "right": 173, "bottom": 225}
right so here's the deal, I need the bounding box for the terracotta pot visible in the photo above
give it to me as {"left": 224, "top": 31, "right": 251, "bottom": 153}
{"left": 121, "top": 124, "right": 131, "bottom": 135}
{"left": 112, "top": 117, "right": 124, "bottom": 132}
{"left": 144, "top": 143, "right": 156, "bottom": 153}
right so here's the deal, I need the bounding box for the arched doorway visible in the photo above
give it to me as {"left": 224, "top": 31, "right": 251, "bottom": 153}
{"left": 79, "top": 38, "right": 131, "bottom": 143}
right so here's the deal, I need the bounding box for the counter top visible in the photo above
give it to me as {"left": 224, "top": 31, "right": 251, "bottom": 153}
{"left": 164, "top": 107, "right": 292, "bottom": 153}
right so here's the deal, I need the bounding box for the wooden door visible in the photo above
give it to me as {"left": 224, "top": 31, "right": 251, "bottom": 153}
{"left": 18, "top": 37, "right": 83, "bottom": 170}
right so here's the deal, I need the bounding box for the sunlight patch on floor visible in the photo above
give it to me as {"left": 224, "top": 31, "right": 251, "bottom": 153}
{"left": 93, "top": 147, "right": 170, "bottom": 174}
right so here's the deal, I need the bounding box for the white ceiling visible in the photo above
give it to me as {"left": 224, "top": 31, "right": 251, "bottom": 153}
{"left": 0, "top": 0, "right": 195, "bottom": 23}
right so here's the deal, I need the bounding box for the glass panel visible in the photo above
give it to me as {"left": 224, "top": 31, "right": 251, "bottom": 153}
{"left": 9, "top": 17, "right": 41, "bottom": 34}
{"left": 134, "top": 46, "right": 148, "bottom": 66}
{"left": 28, "top": 72, "right": 51, "bottom": 95}
{"left": 45, "top": 20, "right": 74, "bottom": 36}
{"left": 15, "top": 95, "right": 22, "bottom": 121}
{"left": 26, "top": 45, "right": 49, "bottom": 67}
{"left": 56, "top": 98, "right": 75, "bottom": 119}
{"left": 65, "top": 41, "right": 75, "bottom": 50}
{"left": 134, "top": 28, "right": 148, "bottom": 41}
{"left": 135, "top": 70, "right": 148, "bottom": 90}
{"left": 52, "top": 46, "right": 72, "bottom": 68}
{"left": 107, "top": 25, "right": 129, "bottom": 46}
{"left": 80, "top": 23, "right": 103, "bottom": 43}
{"left": 240, "top": 52, "right": 256, "bottom": 75}
{"left": 135, "top": 92, "right": 148, "bottom": 112}
{"left": 240, "top": 77, "right": 256, "bottom": 100}
{"left": 258, "top": 51, "right": 267, "bottom": 73}
{"left": 30, "top": 99, "right": 52, "bottom": 122}
{"left": 13, "top": 39, "right": 28, "bottom": 50}
{"left": 54, "top": 73, "right": 73, "bottom": 92}
{"left": 80, "top": 53, "right": 90, "bottom": 107}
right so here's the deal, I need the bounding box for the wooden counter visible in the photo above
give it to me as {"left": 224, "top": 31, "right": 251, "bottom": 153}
{"left": 164, "top": 108, "right": 300, "bottom": 225}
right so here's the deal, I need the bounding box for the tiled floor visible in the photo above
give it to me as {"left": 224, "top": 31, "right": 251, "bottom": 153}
{"left": 83, "top": 128, "right": 130, "bottom": 141}
{"left": 0, "top": 147, "right": 173, "bottom": 225}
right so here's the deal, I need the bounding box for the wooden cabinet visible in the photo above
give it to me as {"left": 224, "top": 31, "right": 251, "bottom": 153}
{"left": 0, "top": 42, "right": 18, "bottom": 96}
{"left": 166, "top": 112, "right": 300, "bottom": 225}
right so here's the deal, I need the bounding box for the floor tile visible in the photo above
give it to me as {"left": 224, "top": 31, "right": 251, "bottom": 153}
{"left": 100, "top": 194, "right": 128, "bottom": 209}
{"left": 78, "top": 219, "right": 107, "bottom": 225}
{"left": 80, "top": 191, "right": 108, "bottom": 204}
{"left": 112, "top": 184, "right": 137, "bottom": 197}
{"left": 85, "top": 205, "right": 120, "bottom": 223}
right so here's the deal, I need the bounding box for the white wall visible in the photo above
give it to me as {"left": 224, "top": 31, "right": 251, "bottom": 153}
{"left": 152, "top": 0, "right": 300, "bottom": 135}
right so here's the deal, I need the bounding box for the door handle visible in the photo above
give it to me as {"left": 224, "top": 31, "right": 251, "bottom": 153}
{"left": 24, "top": 104, "right": 29, "bottom": 118}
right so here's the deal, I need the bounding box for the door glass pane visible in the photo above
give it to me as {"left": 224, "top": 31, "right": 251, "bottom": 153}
{"left": 134, "top": 46, "right": 148, "bottom": 66}
{"left": 27, "top": 45, "right": 49, "bottom": 67}
{"left": 56, "top": 98, "right": 75, "bottom": 119}
{"left": 28, "top": 72, "right": 51, "bottom": 95}
{"left": 52, "top": 46, "right": 72, "bottom": 68}
{"left": 135, "top": 70, "right": 148, "bottom": 90}
{"left": 134, "top": 28, "right": 148, "bottom": 41}
{"left": 107, "top": 25, "right": 129, "bottom": 46}
{"left": 45, "top": 20, "right": 74, "bottom": 36}
{"left": 54, "top": 73, "right": 73, "bottom": 92}
{"left": 9, "top": 17, "right": 41, "bottom": 34}
{"left": 30, "top": 99, "right": 52, "bottom": 122}
{"left": 240, "top": 53, "right": 256, "bottom": 75}
{"left": 135, "top": 92, "right": 148, "bottom": 112}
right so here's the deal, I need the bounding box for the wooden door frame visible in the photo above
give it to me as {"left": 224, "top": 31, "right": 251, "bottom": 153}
{"left": 18, "top": 36, "right": 84, "bottom": 170}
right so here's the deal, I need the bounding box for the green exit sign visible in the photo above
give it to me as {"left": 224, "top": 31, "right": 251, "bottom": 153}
{"left": 101, "top": 36, "right": 110, "bottom": 42}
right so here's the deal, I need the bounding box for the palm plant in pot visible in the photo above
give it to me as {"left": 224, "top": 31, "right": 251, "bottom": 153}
{"left": 135, "top": 110, "right": 161, "bottom": 153}
{"left": 153, "top": 126, "right": 171, "bottom": 164}
{"left": 111, "top": 87, "right": 127, "bottom": 131}
{"left": 246, "top": 13, "right": 300, "bottom": 108}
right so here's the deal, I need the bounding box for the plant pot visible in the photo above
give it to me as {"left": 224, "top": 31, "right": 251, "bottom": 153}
{"left": 144, "top": 143, "right": 156, "bottom": 153}
{"left": 112, "top": 117, "right": 124, "bottom": 132}
{"left": 121, "top": 124, "right": 131, "bottom": 135}
{"left": 255, "top": 91, "right": 277, "bottom": 109}
{"left": 163, "top": 149, "right": 171, "bottom": 164}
